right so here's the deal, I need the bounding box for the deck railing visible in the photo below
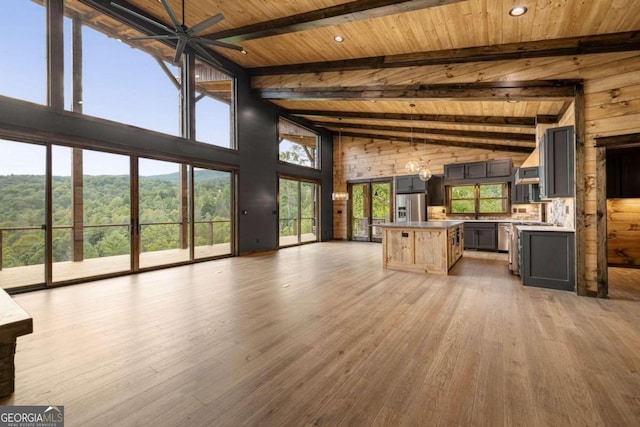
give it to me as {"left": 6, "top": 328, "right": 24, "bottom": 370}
{"left": 278, "top": 217, "right": 316, "bottom": 236}
{"left": 0, "top": 220, "right": 231, "bottom": 270}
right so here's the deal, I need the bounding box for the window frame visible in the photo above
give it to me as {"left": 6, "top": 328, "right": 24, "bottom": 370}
{"left": 277, "top": 117, "right": 321, "bottom": 170}
{"left": 448, "top": 182, "right": 510, "bottom": 216}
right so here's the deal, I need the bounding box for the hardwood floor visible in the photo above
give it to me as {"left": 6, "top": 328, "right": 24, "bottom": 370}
{"left": 2, "top": 241, "right": 640, "bottom": 426}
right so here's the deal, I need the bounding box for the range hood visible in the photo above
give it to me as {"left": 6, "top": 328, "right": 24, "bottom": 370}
{"left": 515, "top": 146, "right": 540, "bottom": 185}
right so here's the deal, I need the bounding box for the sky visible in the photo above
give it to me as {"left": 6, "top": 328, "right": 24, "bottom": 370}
{"left": 0, "top": 0, "right": 231, "bottom": 176}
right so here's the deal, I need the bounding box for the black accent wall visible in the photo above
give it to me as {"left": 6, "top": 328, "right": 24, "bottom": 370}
{"left": 234, "top": 71, "right": 333, "bottom": 253}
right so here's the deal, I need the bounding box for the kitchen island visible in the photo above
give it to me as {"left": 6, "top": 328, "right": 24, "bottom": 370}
{"left": 378, "top": 221, "right": 464, "bottom": 275}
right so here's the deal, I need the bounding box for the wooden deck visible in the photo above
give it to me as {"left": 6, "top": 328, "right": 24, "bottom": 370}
{"left": 279, "top": 232, "right": 317, "bottom": 246}
{"left": 0, "top": 244, "right": 231, "bottom": 290}
{"left": 2, "top": 241, "right": 640, "bottom": 426}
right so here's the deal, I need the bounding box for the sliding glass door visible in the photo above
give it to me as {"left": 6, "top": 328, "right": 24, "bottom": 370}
{"left": 138, "top": 159, "right": 191, "bottom": 269}
{"left": 349, "top": 180, "right": 392, "bottom": 242}
{"left": 52, "top": 148, "right": 132, "bottom": 283}
{"left": 0, "top": 140, "right": 46, "bottom": 290}
{"left": 279, "top": 177, "right": 319, "bottom": 247}
{"left": 193, "top": 168, "right": 232, "bottom": 259}
{"left": 0, "top": 138, "right": 235, "bottom": 291}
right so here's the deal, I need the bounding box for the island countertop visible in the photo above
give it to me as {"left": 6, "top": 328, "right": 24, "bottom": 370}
{"left": 377, "top": 220, "right": 465, "bottom": 229}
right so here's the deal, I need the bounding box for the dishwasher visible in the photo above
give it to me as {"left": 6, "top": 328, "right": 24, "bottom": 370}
{"left": 498, "top": 222, "right": 510, "bottom": 252}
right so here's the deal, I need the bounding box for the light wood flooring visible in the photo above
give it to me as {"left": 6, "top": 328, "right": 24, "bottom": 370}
{"left": 2, "top": 242, "right": 640, "bottom": 426}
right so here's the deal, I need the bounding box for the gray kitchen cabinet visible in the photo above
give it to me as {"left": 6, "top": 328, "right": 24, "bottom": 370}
{"left": 445, "top": 159, "right": 512, "bottom": 183}
{"left": 539, "top": 126, "right": 574, "bottom": 198}
{"left": 521, "top": 230, "right": 575, "bottom": 291}
{"left": 515, "top": 166, "right": 539, "bottom": 181}
{"left": 395, "top": 175, "right": 426, "bottom": 194}
{"left": 444, "top": 164, "right": 464, "bottom": 181}
{"left": 464, "top": 222, "right": 497, "bottom": 251}
{"left": 487, "top": 159, "right": 513, "bottom": 177}
{"left": 513, "top": 182, "right": 541, "bottom": 205}
{"left": 427, "top": 174, "right": 445, "bottom": 206}
{"left": 464, "top": 162, "right": 487, "bottom": 179}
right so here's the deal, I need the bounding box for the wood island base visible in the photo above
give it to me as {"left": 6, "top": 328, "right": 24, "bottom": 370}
{"left": 380, "top": 221, "right": 464, "bottom": 275}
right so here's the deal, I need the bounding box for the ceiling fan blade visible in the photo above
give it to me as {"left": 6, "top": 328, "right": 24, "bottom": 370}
{"left": 129, "top": 35, "right": 178, "bottom": 41}
{"left": 110, "top": 2, "right": 174, "bottom": 34}
{"left": 160, "top": 0, "right": 182, "bottom": 29}
{"left": 188, "top": 13, "right": 224, "bottom": 35}
{"left": 174, "top": 37, "right": 188, "bottom": 63}
{"left": 195, "top": 37, "right": 244, "bottom": 52}
{"left": 188, "top": 42, "right": 223, "bottom": 67}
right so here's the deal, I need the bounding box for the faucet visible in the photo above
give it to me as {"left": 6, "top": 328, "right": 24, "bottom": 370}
{"left": 474, "top": 211, "right": 479, "bottom": 220}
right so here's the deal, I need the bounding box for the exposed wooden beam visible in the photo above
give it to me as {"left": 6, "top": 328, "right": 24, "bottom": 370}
{"left": 594, "top": 132, "right": 640, "bottom": 148}
{"left": 204, "top": 0, "right": 465, "bottom": 44}
{"left": 339, "top": 131, "right": 534, "bottom": 153}
{"left": 292, "top": 109, "right": 557, "bottom": 127}
{"left": 314, "top": 121, "right": 535, "bottom": 142}
{"left": 557, "top": 100, "right": 573, "bottom": 122}
{"left": 254, "top": 81, "right": 578, "bottom": 101}
{"left": 250, "top": 31, "right": 640, "bottom": 75}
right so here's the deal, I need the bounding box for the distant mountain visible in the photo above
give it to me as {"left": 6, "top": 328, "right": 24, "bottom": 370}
{"left": 140, "top": 169, "right": 229, "bottom": 184}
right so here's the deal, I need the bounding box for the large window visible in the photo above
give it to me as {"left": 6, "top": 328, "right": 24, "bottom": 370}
{"left": 278, "top": 118, "right": 320, "bottom": 169}
{"left": 0, "top": 0, "right": 46, "bottom": 105}
{"left": 449, "top": 183, "right": 509, "bottom": 215}
{"left": 59, "top": 2, "right": 236, "bottom": 146}
{"left": 65, "top": 7, "right": 181, "bottom": 136}
{"left": 195, "top": 61, "right": 234, "bottom": 148}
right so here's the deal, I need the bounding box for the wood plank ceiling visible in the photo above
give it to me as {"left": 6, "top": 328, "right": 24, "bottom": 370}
{"left": 86, "top": 0, "right": 640, "bottom": 153}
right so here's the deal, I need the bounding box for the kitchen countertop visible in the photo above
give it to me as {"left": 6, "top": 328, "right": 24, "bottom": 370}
{"left": 516, "top": 225, "right": 575, "bottom": 232}
{"left": 456, "top": 219, "right": 552, "bottom": 224}
{"left": 377, "top": 221, "right": 464, "bottom": 229}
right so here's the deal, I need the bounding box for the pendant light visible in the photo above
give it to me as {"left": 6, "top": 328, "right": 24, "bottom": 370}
{"left": 332, "top": 119, "right": 349, "bottom": 201}
{"left": 404, "top": 103, "right": 420, "bottom": 173}
{"left": 418, "top": 132, "right": 433, "bottom": 182}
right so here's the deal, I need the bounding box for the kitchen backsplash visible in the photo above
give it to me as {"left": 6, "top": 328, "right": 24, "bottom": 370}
{"left": 429, "top": 204, "right": 542, "bottom": 221}
{"left": 546, "top": 198, "right": 575, "bottom": 228}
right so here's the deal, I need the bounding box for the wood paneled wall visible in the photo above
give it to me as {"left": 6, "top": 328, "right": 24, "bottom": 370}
{"left": 330, "top": 51, "right": 640, "bottom": 292}
{"left": 332, "top": 136, "right": 529, "bottom": 239}
{"left": 607, "top": 199, "right": 640, "bottom": 268}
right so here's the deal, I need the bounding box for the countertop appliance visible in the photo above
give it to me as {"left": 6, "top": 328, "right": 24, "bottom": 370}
{"left": 396, "top": 193, "right": 427, "bottom": 223}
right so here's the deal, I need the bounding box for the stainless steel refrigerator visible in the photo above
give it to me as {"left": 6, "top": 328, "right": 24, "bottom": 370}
{"left": 396, "top": 193, "right": 427, "bottom": 222}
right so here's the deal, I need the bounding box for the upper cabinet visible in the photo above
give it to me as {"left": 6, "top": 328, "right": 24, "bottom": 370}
{"left": 487, "top": 159, "right": 513, "bottom": 178}
{"left": 539, "top": 126, "right": 575, "bottom": 199}
{"left": 395, "top": 175, "right": 427, "bottom": 194}
{"left": 464, "top": 162, "right": 487, "bottom": 179}
{"left": 444, "top": 159, "right": 512, "bottom": 183}
{"left": 427, "top": 174, "right": 445, "bottom": 206}
{"left": 444, "top": 164, "right": 464, "bottom": 181}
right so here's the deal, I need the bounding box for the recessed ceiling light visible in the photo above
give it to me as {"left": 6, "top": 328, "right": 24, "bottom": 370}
{"left": 509, "top": 6, "right": 528, "bottom": 17}
{"left": 334, "top": 35, "right": 345, "bottom": 43}
{"left": 240, "top": 49, "right": 248, "bottom": 55}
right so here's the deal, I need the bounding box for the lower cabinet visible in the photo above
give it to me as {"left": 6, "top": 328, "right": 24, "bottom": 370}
{"left": 521, "top": 230, "right": 575, "bottom": 291}
{"left": 464, "top": 222, "right": 497, "bottom": 251}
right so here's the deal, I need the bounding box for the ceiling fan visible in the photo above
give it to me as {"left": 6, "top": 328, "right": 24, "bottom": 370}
{"left": 111, "top": 0, "right": 244, "bottom": 66}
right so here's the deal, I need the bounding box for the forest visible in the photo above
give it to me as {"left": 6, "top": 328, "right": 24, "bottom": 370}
{"left": 0, "top": 170, "right": 231, "bottom": 268}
